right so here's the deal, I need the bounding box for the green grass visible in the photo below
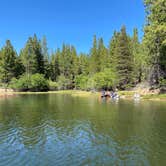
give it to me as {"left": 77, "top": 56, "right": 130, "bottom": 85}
{"left": 142, "top": 94, "right": 166, "bottom": 100}
{"left": 9, "top": 90, "right": 98, "bottom": 97}
{"left": 1, "top": 89, "right": 166, "bottom": 100}
{"left": 119, "top": 91, "right": 136, "bottom": 96}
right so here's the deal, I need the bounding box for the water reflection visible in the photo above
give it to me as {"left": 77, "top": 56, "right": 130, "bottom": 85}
{"left": 0, "top": 94, "right": 166, "bottom": 165}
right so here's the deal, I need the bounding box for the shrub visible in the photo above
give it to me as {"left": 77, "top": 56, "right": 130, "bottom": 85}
{"left": 159, "top": 78, "right": 166, "bottom": 87}
{"left": 30, "top": 74, "right": 49, "bottom": 91}
{"left": 75, "top": 75, "right": 89, "bottom": 90}
{"left": 57, "top": 75, "right": 71, "bottom": 90}
{"left": 10, "top": 76, "right": 30, "bottom": 91}
{"left": 9, "top": 74, "right": 49, "bottom": 91}
{"left": 93, "top": 68, "right": 118, "bottom": 90}
{"left": 49, "top": 81, "right": 58, "bottom": 90}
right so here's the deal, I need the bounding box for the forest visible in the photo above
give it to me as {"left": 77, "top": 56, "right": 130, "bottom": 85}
{"left": 0, "top": 0, "right": 165, "bottom": 92}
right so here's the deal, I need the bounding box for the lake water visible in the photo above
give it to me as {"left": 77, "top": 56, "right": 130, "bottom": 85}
{"left": 0, "top": 94, "right": 166, "bottom": 166}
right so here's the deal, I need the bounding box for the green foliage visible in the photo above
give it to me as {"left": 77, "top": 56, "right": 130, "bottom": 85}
{"left": 10, "top": 74, "right": 49, "bottom": 91}
{"left": 144, "top": 0, "right": 166, "bottom": 84}
{"left": 90, "top": 35, "right": 98, "bottom": 73}
{"left": 41, "top": 36, "right": 50, "bottom": 79}
{"left": 116, "top": 26, "right": 134, "bottom": 89}
{"left": 78, "top": 53, "right": 89, "bottom": 75}
{"left": 10, "top": 76, "right": 30, "bottom": 91}
{"left": 98, "top": 38, "right": 109, "bottom": 71}
{"left": 1, "top": 4, "right": 165, "bottom": 92}
{"left": 86, "top": 77, "right": 96, "bottom": 90}
{"left": 109, "top": 31, "right": 119, "bottom": 72}
{"left": 159, "top": 78, "right": 166, "bottom": 87}
{"left": 75, "top": 75, "right": 89, "bottom": 90}
{"left": 50, "top": 49, "right": 60, "bottom": 81}
{"left": 20, "top": 34, "right": 45, "bottom": 75}
{"left": 30, "top": 74, "right": 49, "bottom": 91}
{"left": 0, "top": 40, "right": 23, "bottom": 84}
{"left": 93, "top": 68, "right": 117, "bottom": 89}
{"left": 49, "top": 81, "right": 58, "bottom": 90}
{"left": 57, "top": 75, "right": 71, "bottom": 90}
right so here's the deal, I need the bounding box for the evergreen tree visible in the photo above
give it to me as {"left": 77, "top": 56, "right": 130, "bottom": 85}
{"left": 78, "top": 53, "right": 89, "bottom": 75}
{"left": 90, "top": 35, "right": 99, "bottom": 73}
{"left": 116, "top": 26, "right": 133, "bottom": 89}
{"left": 41, "top": 36, "right": 50, "bottom": 78}
{"left": 132, "top": 28, "right": 140, "bottom": 82}
{"left": 59, "top": 44, "right": 70, "bottom": 77}
{"left": 70, "top": 46, "right": 78, "bottom": 88}
{"left": 98, "top": 38, "right": 109, "bottom": 71}
{"left": 20, "top": 35, "right": 45, "bottom": 76}
{"left": 0, "top": 40, "right": 22, "bottom": 84}
{"left": 131, "top": 28, "right": 149, "bottom": 83}
{"left": 32, "top": 34, "right": 45, "bottom": 74}
{"left": 20, "top": 37, "right": 35, "bottom": 76}
{"left": 109, "top": 31, "right": 120, "bottom": 72}
{"left": 144, "top": 0, "right": 166, "bottom": 85}
{"left": 50, "top": 49, "right": 60, "bottom": 81}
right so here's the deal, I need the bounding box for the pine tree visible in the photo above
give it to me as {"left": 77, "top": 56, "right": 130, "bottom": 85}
{"left": 131, "top": 28, "right": 149, "bottom": 84}
{"left": 108, "top": 31, "right": 120, "bottom": 85}
{"left": 144, "top": 0, "right": 166, "bottom": 85}
{"left": 70, "top": 46, "right": 78, "bottom": 87}
{"left": 32, "top": 34, "right": 45, "bottom": 74}
{"left": 0, "top": 40, "right": 19, "bottom": 84}
{"left": 20, "top": 37, "right": 36, "bottom": 76}
{"left": 50, "top": 49, "right": 60, "bottom": 81}
{"left": 98, "top": 38, "right": 109, "bottom": 71}
{"left": 78, "top": 53, "right": 89, "bottom": 75}
{"left": 41, "top": 36, "right": 50, "bottom": 78}
{"left": 20, "top": 35, "right": 45, "bottom": 76}
{"left": 116, "top": 26, "right": 133, "bottom": 89}
{"left": 90, "top": 35, "right": 99, "bottom": 73}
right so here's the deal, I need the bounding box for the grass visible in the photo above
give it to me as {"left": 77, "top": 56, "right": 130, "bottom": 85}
{"left": 119, "top": 91, "right": 135, "bottom": 97}
{"left": 0, "top": 89, "right": 166, "bottom": 100}
{"left": 53, "top": 90, "right": 98, "bottom": 97}
{"left": 0, "top": 90, "right": 98, "bottom": 97}
{"left": 142, "top": 94, "right": 166, "bottom": 100}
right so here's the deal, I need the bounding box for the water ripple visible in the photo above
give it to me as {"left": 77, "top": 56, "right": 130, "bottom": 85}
{"left": 0, "top": 95, "right": 166, "bottom": 166}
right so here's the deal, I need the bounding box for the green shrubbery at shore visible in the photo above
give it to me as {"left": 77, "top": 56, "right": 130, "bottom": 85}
{"left": 75, "top": 69, "right": 117, "bottom": 90}
{"left": 10, "top": 74, "right": 49, "bottom": 91}
{"left": 8, "top": 69, "right": 117, "bottom": 92}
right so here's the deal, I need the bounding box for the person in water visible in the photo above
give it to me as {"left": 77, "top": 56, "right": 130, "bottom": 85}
{"left": 101, "top": 90, "right": 106, "bottom": 97}
{"left": 105, "top": 90, "right": 111, "bottom": 97}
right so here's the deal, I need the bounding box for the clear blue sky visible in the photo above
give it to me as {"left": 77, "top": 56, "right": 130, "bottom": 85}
{"left": 0, "top": 0, "right": 145, "bottom": 54}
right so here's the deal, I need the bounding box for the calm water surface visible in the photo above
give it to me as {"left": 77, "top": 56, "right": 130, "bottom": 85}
{"left": 0, "top": 94, "right": 166, "bottom": 166}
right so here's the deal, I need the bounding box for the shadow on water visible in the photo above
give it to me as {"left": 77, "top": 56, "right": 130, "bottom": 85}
{"left": 0, "top": 94, "right": 166, "bottom": 166}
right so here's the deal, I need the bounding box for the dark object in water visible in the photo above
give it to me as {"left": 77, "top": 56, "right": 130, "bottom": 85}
{"left": 101, "top": 92, "right": 119, "bottom": 99}
{"left": 101, "top": 90, "right": 106, "bottom": 98}
{"left": 101, "top": 94, "right": 111, "bottom": 98}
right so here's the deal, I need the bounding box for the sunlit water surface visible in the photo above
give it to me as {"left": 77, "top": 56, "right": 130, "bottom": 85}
{"left": 0, "top": 94, "right": 166, "bottom": 166}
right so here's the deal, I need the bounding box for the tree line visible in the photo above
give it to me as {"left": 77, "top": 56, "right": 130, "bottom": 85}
{"left": 0, "top": 0, "right": 165, "bottom": 91}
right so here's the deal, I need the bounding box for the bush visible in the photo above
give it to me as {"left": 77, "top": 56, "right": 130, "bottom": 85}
{"left": 30, "top": 74, "right": 49, "bottom": 91}
{"left": 10, "top": 76, "right": 30, "bottom": 91}
{"left": 56, "top": 75, "right": 71, "bottom": 90}
{"left": 86, "top": 77, "right": 96, "bottom": 90}
{"left": 159, "top": 78, "right": 166, "bottom": 87}
{"left": 9, "top": 74, "right": 49, "bottom": 91}
{"left": 75, "top": 75, "right": 89, "bottom": 90}
{"left": 93, "top": 68, "right": 118, "bottom": 90}
{"left": 49, "top": 81, "right": 58, "bottom": 90}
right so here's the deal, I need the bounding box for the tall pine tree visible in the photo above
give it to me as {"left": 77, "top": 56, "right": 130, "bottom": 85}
{"left": 0, "top": 40, "right": 23, "bottom": 84}
{"left": 144, "top": 0, "right": 166, "bottom": 85}
{"left": 116, "top": 26, "right": 133, "bottom": 89}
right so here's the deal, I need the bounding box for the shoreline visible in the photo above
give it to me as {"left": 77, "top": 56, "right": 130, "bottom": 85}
{"left": 0, "top": 90, "right": 166, "bottom": 101}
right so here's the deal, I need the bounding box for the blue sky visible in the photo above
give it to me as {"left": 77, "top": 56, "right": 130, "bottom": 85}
{"left": 0, "top": 0, "right": 145, "bottom": 54}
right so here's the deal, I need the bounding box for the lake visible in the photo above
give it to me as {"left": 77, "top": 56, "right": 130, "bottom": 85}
{"left": 0, "top": 94, "right": 166, "bottom": 166}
